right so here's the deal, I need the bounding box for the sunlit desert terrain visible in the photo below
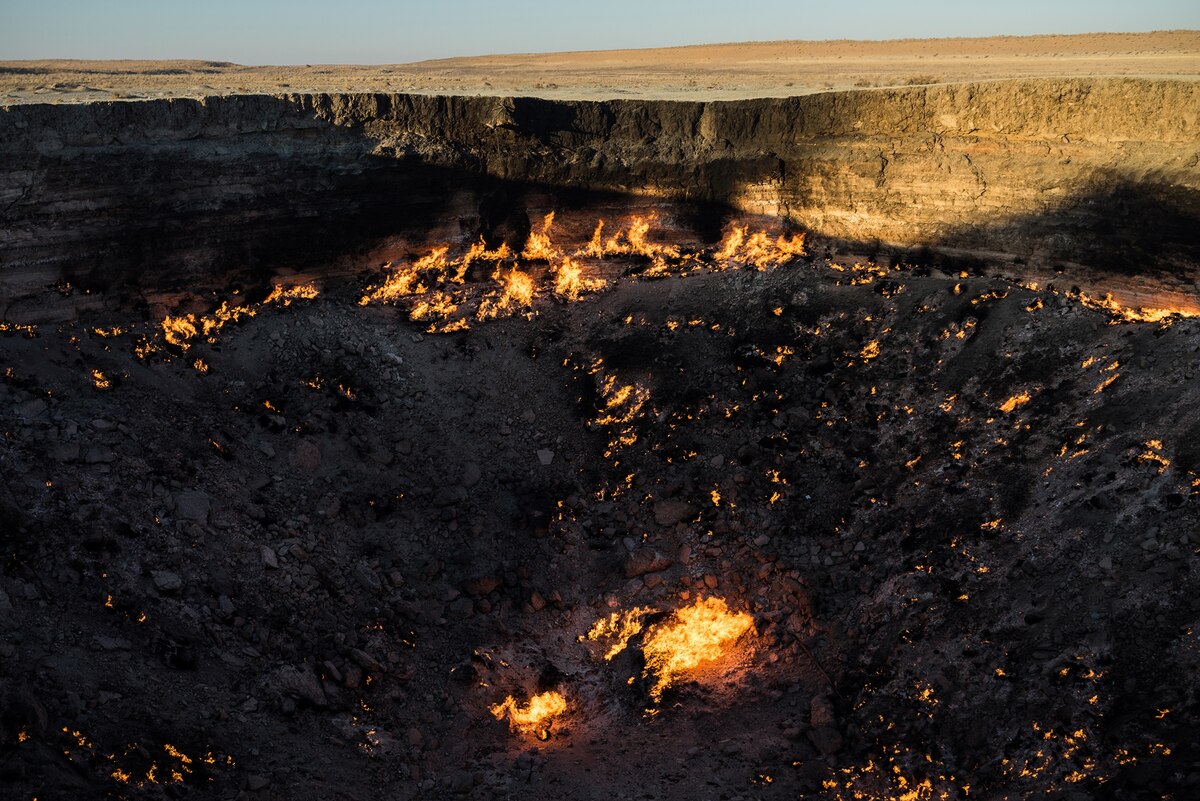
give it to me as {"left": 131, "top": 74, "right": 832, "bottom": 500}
{"left": 2, "top": 29, "right": 1197, "bottom": 103}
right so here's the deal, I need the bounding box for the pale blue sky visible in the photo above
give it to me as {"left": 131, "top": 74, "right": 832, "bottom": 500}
{"left": 1, "top": 0, "right": 1197, "bottom": 63}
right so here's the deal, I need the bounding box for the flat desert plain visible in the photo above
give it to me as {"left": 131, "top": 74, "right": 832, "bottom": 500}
{"left": 1, "top": 29, "right": 1198, "bottom": 104}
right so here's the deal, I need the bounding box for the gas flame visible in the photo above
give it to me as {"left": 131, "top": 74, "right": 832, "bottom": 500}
{"left": 999, "top": 391, "right": 1032, "bottom": 413}
{"left": 522, "top": 212, "right": 559, "bottom": 261}
{"left": 161, "top": 314, "right": 200, "bottom": 349}
{"left": 161, "top": 301, "right": 259, "bottom": 350}
{"left": 585, "top": 607, "right": 652, "bottom": 660}
{"left": 478, "top": 267, "right": 536, "bottom": 320}
{"left": 641, "top": 597, "right": 754, "bottom": 702}
{"left": 263, "top": 282, "right": 319, "bottom": 306}
{"left": 360, "top": 247, "right": 450, "bottom": 305}
{"left": 553, "top": 256, "right": 607, "bottom": 301}
{"left": 587, "top": 597, "right": 755, "bottom": 704}
{"left": 490, "top": 691, "right": 568, "bottom": 740}
{"left": 576, "top": 215, "right": 680, "bottom": 261}
{"left": 1136, "top": 439, "right": 1171, "bottom": 474}
{"left": 1073, "top": 291, "right": 1200, "bottom": 325}
{"left": 713, "top": 225, "right": 806, "bottom": 270}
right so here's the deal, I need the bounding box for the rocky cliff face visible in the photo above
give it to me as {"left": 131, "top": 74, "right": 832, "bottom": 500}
{"left": 2, "top": 79, "right": 1198, "bottom": 303}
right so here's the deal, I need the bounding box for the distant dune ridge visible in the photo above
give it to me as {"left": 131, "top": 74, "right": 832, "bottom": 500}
{"left": 1, "top": 30, "right": 1197, "bottom": 104}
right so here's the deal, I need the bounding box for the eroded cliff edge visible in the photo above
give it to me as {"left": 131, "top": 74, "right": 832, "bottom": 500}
{"left": 1, "top": 78, "right": 1198, "bottom": 302}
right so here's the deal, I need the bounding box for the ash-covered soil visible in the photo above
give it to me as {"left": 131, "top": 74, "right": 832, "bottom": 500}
{"left": 2, "top": 245, "right": 1200, "bottom": 800}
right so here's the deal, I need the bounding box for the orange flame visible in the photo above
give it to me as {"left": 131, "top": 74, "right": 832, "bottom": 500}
{"left": 161, "top": 314, "right": 200, "bottom": 349}
{"left": 490, "top": 691, "right": 568, "bottom": 740}
{"left": 999, "top": 391, "right": 1032, "bottom": 413}
{"left": 553, "top": 256, "right": 607, "bottom": 300}
{"left": 576, "top": 214, "right": 681, "bottom": 260}
{"left": 641, "top": 596, "right": 754, "bottom": 702}
{"left": 585, "top": 606, "right": 652, "bottom": 660}
{"left": 263, "top": 282, "right": 319, "bottom": 306}
{"left": 478, "top": 267, "right": 536, "bottom": 320}
{"left": 714, "top": 225, "right": 806, "bottom": 270}
{"left": 1073, "top": 290, "right": 1200, "bottom": 325}
{"left": 521, "top": 212, "right": 559, "bottom": 262}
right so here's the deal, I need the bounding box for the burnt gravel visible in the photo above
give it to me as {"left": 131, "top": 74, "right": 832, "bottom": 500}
{"left": 2, "top": 256, "right": 1200, "bottom": 800}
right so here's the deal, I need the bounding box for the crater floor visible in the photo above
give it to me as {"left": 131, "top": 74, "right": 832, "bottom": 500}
{"left": 2, "top": 236, "right": 1199, "bottom": 799}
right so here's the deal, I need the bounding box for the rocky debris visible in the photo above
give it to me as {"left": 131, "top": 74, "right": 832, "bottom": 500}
{"left": 289, "top": 440, "right": 321, "bottom": 474}
{"left": 275, "top": 665, "right": 327, "bottom": 709}
{"left": 653, "top": 499, "right": 697, "bottom": 527}
{"left": 461, "top": 462, "right": 482, "bottom": 488}
{"left": 1, "top": 239, "right": 1197, "bottom": 801}
{"left": 175, "top": 490, "right": 211, "bottom": 522}
{"left": 624, "top": 548, "right": 674, "bottom": 579}
{"left": 465, "top": 575, "right": 502, "bottom": 598}
{"left": 151, "top": 570, "right": 183, "bottom": 593}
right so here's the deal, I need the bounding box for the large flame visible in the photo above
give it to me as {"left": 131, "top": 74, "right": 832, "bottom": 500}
{"left": 585, "top": 606, "right": 652, "bottom": 660}
{"left": 1073, "top": 290, "right": 1200, "bottom": 324}
{"left": 553, "top": 256, "right": 607, "bottom": 301}
{"left": 478, "top": 267, "right": 536, "bottom": 320}
{"left": 576, "top": 215, "right": 681, "bottom": 261}
{"left": 522, "top": 212, "right": 559, "bottom": 262}
{"left": 490, "top": 691, "right": 568, "bottom": 740}
{"left": 714, "top": 225, "right": 807, "bottom": 270}
{"left": 641, "top": 597, "right": 754, "bottom": 702}
{"left": 587, "top": 597, "right": 755, "bottom": 704}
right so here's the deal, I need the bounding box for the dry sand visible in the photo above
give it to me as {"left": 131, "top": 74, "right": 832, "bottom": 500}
{"left": 2, "top": 30, "right": 1198, "bottom": 104}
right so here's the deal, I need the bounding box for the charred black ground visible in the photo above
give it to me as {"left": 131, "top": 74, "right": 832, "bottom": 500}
{"left": 2, "top": 208, "right": 1200, "bottom": 800}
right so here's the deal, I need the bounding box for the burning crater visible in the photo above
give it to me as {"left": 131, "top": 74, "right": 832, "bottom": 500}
{"left": 2, "top": 89, "right": 1200, "bottom": 801}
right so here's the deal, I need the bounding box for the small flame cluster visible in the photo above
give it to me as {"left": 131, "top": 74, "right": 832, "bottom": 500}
{"left": 358, "top": 212, "right": 806, "bottom": 332}
{"left": 490, "top": 690, "right": 569, "bottom": 740}
{"left": 161, "top": 282, "right": 320, "bottom": 351}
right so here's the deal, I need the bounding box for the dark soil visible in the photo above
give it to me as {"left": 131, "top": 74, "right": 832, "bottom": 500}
{"left": 2, "top": 243, "right": 1199, "bottom": 800}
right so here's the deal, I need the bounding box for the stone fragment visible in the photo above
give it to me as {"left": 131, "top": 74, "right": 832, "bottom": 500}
{"left": 625, "top": 548, "right": 673, "bottom": 578}
{"left": 152, "top": 570, "right": 182, "bottom": 593}
{"left": 175, "top": 491, "right": 210, "bottom": 523}
{"left": 653, "top": 499, "right": 696, "bottom": 527}
{"left": 808, "top": 726, "right": 844, "bottom": 755}
{"left": 349, "top": 648, "right": 383, "bottom": 673}
{"left": 461, "top": 462, "right": 482, "bottom": 488}
{"left": 465, "top": 575, "right": 501, "bottom": 597}
{"left": 276, "top": 665, "right": 327, "bottom": 708}
{"left": 289, "top": 440, "right": 321, "bottom": 474}
{"left": 85, "top": 445, "right": 115, "bottom": 464}
{"left": 353, "top": 562, "right": 381, "bottom": 593}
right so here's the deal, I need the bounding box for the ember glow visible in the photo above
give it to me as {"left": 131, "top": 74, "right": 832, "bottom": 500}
{"left": 490, "top": 691, "right": 568, "bottom": 740}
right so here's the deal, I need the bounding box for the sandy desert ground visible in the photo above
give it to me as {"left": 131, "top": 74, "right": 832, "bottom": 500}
{"left": 1, "top": 30, "right": 1198, "bottom": 104}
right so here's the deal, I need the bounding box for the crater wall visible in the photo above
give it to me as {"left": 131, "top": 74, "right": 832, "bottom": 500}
{"left": 2, "top": 78, "right": 1197, "bottom": 303}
